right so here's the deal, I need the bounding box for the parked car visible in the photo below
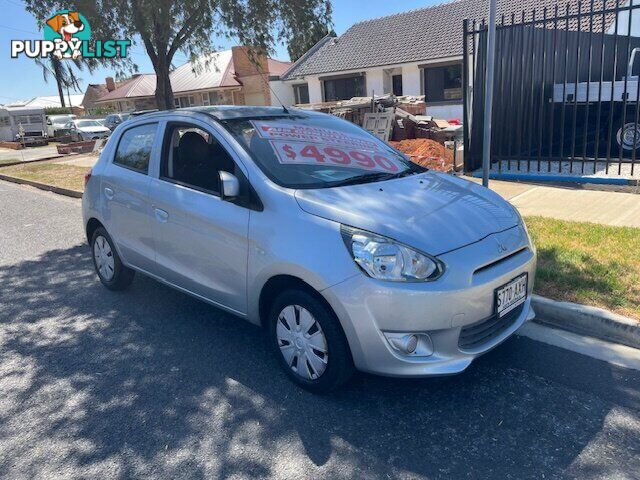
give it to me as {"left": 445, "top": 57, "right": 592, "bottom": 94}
{"left": 67, "top": 119, "right": 111, "bottom": 142}
{"left": 103, "top": 113, "right": 131, "bottom": 131}
{"left": 82, "top": 107, "right": 536, "bottom": 392}
{"left": 46, "top": 114, "right": 77, "bottom": 138}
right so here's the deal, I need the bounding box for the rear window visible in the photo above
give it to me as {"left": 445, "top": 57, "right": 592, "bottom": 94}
{"left": 114, "top": 123, "right": 157, "bottom": 174}
{"left": 221, "top": 114, "right": 422, "bottom": 189}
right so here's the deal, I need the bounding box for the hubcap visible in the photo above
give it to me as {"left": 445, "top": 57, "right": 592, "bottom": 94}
{"left": 93, "top": 235, "right": 115, "bottom": 281}
{"left": 276, "top": 305, "right": 328, "bottom": 380}
{"left": 617, "top": 123, "right": 640, "bottom": 151}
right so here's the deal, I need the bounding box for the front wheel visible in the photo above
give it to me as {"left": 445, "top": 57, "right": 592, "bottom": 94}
{"left": 268, "top": 289, "right": 354, "bottom": 393}
{"left": 91, "top": 227, "right": 135, "bottom": 291}
{"left": 615, "top": 121, "right": 640, "bottom": 156}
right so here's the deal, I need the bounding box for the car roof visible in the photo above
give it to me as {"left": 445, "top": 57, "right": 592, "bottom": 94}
{"left": 125, "top": 105, "right": 317, "bottom": 122}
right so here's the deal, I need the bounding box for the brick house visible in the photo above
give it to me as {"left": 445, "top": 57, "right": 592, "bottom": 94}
{"left": 91, "top": 47, "right": 292, "bottom": 112}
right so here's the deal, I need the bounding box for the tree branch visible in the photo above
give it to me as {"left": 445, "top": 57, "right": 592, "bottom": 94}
{"left": 167, "top": 3, "right": 207, "bottom": 62}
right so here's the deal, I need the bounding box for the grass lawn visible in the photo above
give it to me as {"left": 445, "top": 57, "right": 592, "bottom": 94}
{"left": 0, "top": 161, "right": 87, "bottom": 192}
{"left": 525, "top": 216, "right": 640, "bottom": 320}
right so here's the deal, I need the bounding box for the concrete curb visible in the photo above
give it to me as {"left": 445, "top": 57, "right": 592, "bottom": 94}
{"left": 0, "top": 173, "right": 82, "bottom": 198}
{"left": 0, "top": 154, "right": 66, "bottom": 168}
{"left": 532, "top": 295, "right": 640, "bottom": 349}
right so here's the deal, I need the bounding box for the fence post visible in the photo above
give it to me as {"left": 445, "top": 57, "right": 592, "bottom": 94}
{"left": 463, "top": 18, "right": 470, "bottom": 172}
{"left": 482, "top": 0, "right": 497, "bottom": 187}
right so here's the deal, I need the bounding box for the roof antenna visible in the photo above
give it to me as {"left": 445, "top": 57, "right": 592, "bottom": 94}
{"left": 241, "top": 46, "right": 290, "bottom": 114}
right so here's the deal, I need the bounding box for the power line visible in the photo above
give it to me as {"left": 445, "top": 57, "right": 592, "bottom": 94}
{"left": 3, "top": 0, "right": 26, "bottom": 8}
{"left": 0, "top": 23, "right": 38, "bottom": 35}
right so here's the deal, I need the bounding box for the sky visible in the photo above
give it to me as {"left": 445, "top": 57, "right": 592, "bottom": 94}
{"left": 0, "top": 0, "right": 444, "bottom": 103}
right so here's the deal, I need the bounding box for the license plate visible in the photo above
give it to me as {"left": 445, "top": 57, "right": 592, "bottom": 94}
{"left": 495, "top": 273, "right": 528, "bottom": 318}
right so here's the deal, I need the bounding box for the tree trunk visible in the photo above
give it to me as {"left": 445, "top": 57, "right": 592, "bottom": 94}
{"left": 153, "top": 53, "right": 174, "bottom": 110}
{"left": 52, "top": 58, "right": 66, "bottom": 108}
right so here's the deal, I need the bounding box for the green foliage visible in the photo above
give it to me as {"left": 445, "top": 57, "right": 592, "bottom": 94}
{"left": 24, "top": 0, "right": 333, "bottom": 109}
{"left": 44, "top": 107, "right": 73, "bottom": 115}
{"left": 525, "top": 215, "right": 640, "bottom": 319}
{"left": 91, "top": 106, "right": 116, "bottom": 115}
{"left": 288, "top": 23, "right": 335, "bottom": 62}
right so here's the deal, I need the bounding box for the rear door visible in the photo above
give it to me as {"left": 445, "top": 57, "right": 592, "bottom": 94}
{"left": 147, "top": 120, "right": 250, "bottom": 315}
{"left": 101, "top": 122, "right": 160, "bottom": 272}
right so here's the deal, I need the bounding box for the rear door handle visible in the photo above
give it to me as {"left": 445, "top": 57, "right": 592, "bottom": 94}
{"left": 154, "top": 207, "right": 169, "bottom": 223}
{"left": 104, "top": 187, "right": 114, "bottom": 200}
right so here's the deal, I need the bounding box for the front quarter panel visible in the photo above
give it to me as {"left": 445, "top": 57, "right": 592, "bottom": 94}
{"left": 246, "top": 188, "right": 360, "bottom": 324}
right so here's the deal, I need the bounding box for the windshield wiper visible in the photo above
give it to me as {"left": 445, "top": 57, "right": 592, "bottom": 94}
{"left": 328, "top": 172, "right": 395, "bottom": 188}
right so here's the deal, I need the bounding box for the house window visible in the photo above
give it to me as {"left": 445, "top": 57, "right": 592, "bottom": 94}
{"left": 14, "top": 115, "right": 42, "bottom": 125}
{"left": 392, "top": 75, "right": 403, "bottom": 96}
{"left": 0, "top": 116, "right": 9, "bottom": 127}
{"left": 423, "top": 63, "right": 462, "bottom": 103}
{"left": 174, "top": 95, "right": 195, "bottom": 108}
{"left": 202, "top": 91, "right": 232, "bottom": 106}
{"left": 293, "top": 84, "right": 309, "bottom": 104}
{"left": 322, "top": 75, "right": 365, "bottom": 102}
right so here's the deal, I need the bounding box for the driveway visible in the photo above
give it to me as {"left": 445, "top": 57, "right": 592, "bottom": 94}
{"left": 0, "top": 180, "right": 639, "bottom": 479}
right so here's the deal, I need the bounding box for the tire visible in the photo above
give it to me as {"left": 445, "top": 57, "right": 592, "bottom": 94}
{"left": 90, "top": 227, "right": 135, "bottom": 291}
{"left": 268, "top": 289, "right": 354, "bottom": 393}
{"left": 615, "top": 120, "right": 640, "bottom": 158}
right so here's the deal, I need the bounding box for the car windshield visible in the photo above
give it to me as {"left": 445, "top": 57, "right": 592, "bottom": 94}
{"left": 76, "top": 120, "right": 102, "bottom": 128}
{"left": 51, "top": 115, "right": 74, "bottom": 125}
{"left": 221, "top": 114, "right": 424, "bottom": 189}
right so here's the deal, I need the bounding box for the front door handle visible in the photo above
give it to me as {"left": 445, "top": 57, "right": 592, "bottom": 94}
{"left": 154, "top": 207, "right": 169, "bottom": 223}
{"left": 104, "top": 187, "right": 114, "bottom": 200}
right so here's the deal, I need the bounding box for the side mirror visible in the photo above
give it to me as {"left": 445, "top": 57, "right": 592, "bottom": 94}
{"left": 219, "top": 171, "right": 240, "bottom": 199}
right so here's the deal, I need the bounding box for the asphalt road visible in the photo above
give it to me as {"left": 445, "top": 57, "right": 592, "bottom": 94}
{"left": 0, "top": 179, "right": 639, "bottom": 480}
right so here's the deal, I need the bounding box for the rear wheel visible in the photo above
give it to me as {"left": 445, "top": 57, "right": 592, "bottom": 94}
{"left": 91, "top": 227, "right": 134, "bottom": 291}
{"left": 268, "top": 289, "right": 354, "bottom": 393}
{"left": 616, "top": 121, "right": 640, "bottom": 154}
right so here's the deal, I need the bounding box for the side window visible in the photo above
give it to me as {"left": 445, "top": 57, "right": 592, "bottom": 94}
{"left": 114, "top": 123, "right": 157, "bottom": 174}
{"left": 160, "top": 123, "right": 237, "bottom": 195}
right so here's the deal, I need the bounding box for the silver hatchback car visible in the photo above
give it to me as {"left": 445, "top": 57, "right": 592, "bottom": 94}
{"left": 82, "top": 106, "right": 536, "bottom": 392}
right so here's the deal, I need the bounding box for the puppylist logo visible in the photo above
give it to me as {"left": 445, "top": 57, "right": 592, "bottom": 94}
{"left": 11, "top": 10, "right": 130, "bottom": 60}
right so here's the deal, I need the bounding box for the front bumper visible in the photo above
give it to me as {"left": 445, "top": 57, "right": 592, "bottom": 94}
{"left": 322, "top": 224, "right": 537, "bottom": 377}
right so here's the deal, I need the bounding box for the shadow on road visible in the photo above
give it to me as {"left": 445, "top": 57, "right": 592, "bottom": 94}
{"left": 0, "top": 245, "right": 636, "bottom": 479}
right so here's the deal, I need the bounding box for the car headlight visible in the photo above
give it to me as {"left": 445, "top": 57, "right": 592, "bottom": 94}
{"left": 341, "top": 226, "right": 444, "bottom": 282}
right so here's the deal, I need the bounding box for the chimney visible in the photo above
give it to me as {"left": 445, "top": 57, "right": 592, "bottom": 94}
{"left": 231, "top": 46, "right": 268, "bottom": 78}
{"left": 105, "top": 77, "right": 116, "bottom": 92}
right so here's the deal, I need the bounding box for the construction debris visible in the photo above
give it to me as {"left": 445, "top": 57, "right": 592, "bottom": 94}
{"left": 389, "top": 138, "right": 454, "bottom": 172}
{"left": 297, "top": 92, "right": 463, "bottom": 171}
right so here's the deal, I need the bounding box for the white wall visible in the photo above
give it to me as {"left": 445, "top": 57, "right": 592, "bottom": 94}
{"left": 269, "top": 80, "right": 295, "bottom": 106}
{"left": 366, "top": 69, "right": 384, "bottom": 96}
{"left": 402, "top": 65, "right": 422, "bottom": 97}
{"left": 308, "top": 77, "right": 323, "bottom": 104}
{"left": 427, "top": 104, "right": 463, "bottom": 120}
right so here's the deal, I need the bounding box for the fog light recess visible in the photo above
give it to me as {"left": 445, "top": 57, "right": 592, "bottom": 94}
{"left": 383, "top": 332, "right": 434, "bottom": 357}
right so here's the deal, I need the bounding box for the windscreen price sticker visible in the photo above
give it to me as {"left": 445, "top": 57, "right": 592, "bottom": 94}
{"left": 253, "top": 121, "right": 381, "bottom": 152}
{"left": 271, "top": 140, "right": 401, "bottom": 173}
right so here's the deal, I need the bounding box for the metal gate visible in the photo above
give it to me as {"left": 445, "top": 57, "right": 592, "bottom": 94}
{"left": 463, "top": 0, "right": 640, "bottom": 178}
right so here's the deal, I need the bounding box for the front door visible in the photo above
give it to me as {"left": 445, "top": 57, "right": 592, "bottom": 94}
{"left": 148, "top": 121, "right": 250, "bottom": 315}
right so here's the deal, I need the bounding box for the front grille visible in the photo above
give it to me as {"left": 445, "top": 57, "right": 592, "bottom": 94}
{"left": 458, "top": 303, "right": 525, "bottom": 351}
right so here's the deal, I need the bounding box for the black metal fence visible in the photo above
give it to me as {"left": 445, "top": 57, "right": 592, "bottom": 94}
{"left": 463, "top": 1, "right": 640, "bottom": 177}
